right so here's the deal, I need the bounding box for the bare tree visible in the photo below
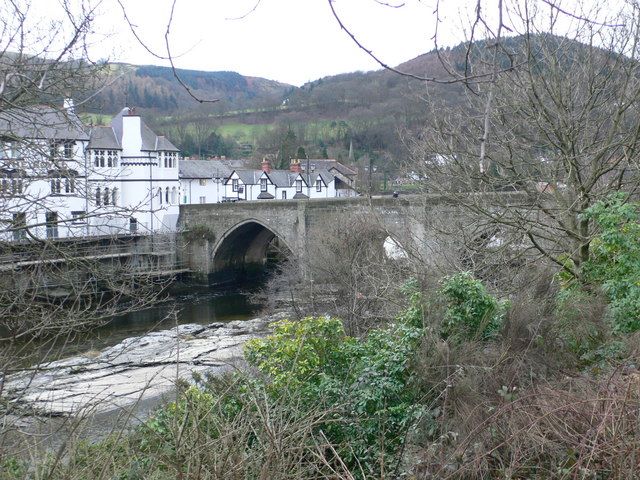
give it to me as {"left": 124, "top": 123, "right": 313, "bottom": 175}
{"left": 0, "top": 0, "right": 175, "bottom": 460}
{"left": 401, "top": 1, "right": 640, "bottom": 281}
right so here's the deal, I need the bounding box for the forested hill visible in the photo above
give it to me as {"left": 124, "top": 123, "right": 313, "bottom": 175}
{"left": 87, "top": 63, "right": 294, "bottom": 114}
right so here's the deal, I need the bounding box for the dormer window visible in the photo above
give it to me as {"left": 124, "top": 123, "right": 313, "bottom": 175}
{"left": 296, "top": 179, "right": 303, "bottom": 192}
{"left": 232, "top": 179, "right": 239, "bottom": 192}
{"left": 316, "top": 179, "right": 322, "bottom": 192}
{"left": 260, "top": 178, "right": 268, "bottom": 192}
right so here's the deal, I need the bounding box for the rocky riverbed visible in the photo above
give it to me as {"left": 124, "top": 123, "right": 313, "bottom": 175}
{"left": 6, "top": 313, "right": 287, "bottom": 418}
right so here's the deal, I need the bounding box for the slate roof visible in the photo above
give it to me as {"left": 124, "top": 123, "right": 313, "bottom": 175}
{"left": 229, "top": 169, "right": 335, "bottom": 188}
{"left": 155, "top": 135, "right": 179, "bottom": 152}
{"left": 267, "top": 170, "right": 301, "bottom": 187}
{"left": 312, "top": 169, "right": 335, "bottom": 186}
{"left": 293, "top": 192, "right": 309, "bottom": 199}
{"left": 0, "top": 106, "right": 89, "bottom": 141}
{"left": 87, "top": 126, "right": 121, "bottom": 150}
{"left": 180, "top": 160, "right": 232, "bottom": 179}
{"left": 257, "top": 192, "right": 275, "bottom": 199}
{"left": 304, "top": 160, "right": 356, "bottom": 177}
{"left": 110, "top": 107, "right": 179, "bottom": 152}
{"left": 234, "top": 170, "right": 262, "bottom": 185}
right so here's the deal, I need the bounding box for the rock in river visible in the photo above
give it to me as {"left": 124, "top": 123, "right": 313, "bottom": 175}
{"left": 5, "top": 315, "right": 283, "bottom": 417}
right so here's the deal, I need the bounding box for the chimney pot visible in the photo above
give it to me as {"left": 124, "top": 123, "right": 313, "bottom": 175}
{"left": 290, "top": 159, "right": 302, "bottom": 173}
{"left": 261, "top": 157, "right": 271, "bottom": 173}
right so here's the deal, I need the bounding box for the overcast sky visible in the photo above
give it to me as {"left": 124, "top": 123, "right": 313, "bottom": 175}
{"left": 27, "top": 0, "right": 615, "bottom": 87}
{"left": 85, "top": 0, "right": 467, "bottom": 86}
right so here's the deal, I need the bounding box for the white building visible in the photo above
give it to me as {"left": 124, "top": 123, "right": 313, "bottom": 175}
{"left": 0, "top": 102, "right": 180, "bottom": 241}
{"left": 179, "top": 160, "right": 231, "bottom": 204}
{"left": 224, "top": 159, "right": 336, "bottom": 201}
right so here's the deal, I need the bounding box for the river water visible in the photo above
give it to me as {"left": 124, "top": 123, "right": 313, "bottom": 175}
{"left": 17, "top": 289, "right": 262, "bottom": 367}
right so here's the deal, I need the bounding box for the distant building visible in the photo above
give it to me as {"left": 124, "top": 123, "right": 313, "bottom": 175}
{"left": 0, "top": 102, "right": 180, "bottom": 240}
{"left": 224, "top": 159, "right": 336, "bottom": 201}
{"left": 179, "top": 160, "right": 231, "bottom": 204}
{"left": 298, "top": 159, "right": 358, "bottom": 197}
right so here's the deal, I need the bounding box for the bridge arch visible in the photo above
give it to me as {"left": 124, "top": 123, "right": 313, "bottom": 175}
{"left": 210, "top": 219, "right": 292, "bottom": 286}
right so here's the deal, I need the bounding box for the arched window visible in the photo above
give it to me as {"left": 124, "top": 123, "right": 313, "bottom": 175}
{"left": 165, "top": 187, "right": 170, "bottom": 204}
{"left": 158, "top": 187, "right": 163, "bottom": 205}
{"left": 112, "top": 188, "right": 118, "bottom": 206}
{"left": 96, "top": 187, "right": 101, "bottom": 206}
{"left": 171, "top": 187, "right": 177, "bottom": 204}
{"left": 103, "top": 187, "right": 110, "bottom": 206}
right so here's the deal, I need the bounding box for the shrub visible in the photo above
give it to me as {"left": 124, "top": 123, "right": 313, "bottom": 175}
{"left": 582, "top": 194, "right": 640, "bottom": 333}
{"left": 439, "top": 272, "right": 506, "bottom": 341}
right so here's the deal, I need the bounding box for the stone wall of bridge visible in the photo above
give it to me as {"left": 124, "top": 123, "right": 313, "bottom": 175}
{"left": 177, "top": 195, "right": 464, "bottom": 285}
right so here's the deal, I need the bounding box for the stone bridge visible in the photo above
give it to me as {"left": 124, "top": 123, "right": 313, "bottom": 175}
{"left": 177, "top": 195, "right": 461, "bottom": 285}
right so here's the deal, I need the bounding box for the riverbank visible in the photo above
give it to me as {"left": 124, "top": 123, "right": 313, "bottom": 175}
{"left": 6, "top": 312, "right": 289, "bottom": 418}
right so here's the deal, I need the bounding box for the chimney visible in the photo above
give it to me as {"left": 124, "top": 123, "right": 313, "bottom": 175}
{"left": 261, "top": 157, "right": 271, "bottom": 173}
{"left": 290, "top": 158, "right": 302, "bottom": 173}
{"left": 63, "top": 98, "right": 75, "bottom": 114}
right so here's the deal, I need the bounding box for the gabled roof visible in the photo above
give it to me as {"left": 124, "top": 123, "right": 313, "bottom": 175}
{"left": 304, "top": 160, "right": 356, "bottom": 177}
{"left": 155, "top": 135, "right": 179, "bottom": 152}
{"left": 233, "top": 169, "right": 262, "bottom": 185}
{"left": 312, "top": 169, "right": 335, "bottom": 185}
{"left": 88, "top": 126, "right": 121, "bottom": 150}
{"left": 180, "top": 160, "right": 232, "bottom": 179}
{"left": 0, "top": 105, "right": 89, "bottom": 141}
{"left": 267, "top": 170, "right": 300, "bottom": 188}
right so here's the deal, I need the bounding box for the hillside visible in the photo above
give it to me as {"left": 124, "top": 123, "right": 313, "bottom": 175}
{"left": 87, "top": 63, "right": 294, "bottom": 115}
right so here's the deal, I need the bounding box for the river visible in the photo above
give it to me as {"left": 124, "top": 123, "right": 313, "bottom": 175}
{"left": 15, "top": 288, "right": 263, "bottom": 367}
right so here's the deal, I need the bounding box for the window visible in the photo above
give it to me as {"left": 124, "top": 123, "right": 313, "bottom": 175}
{"left": 107, "top": 150, "right": 117, "bottom": 167}
{"left": 199, "top": 196, "right": 206, "bottom": 204}
{"left": 51, "top": 178, "right": 61, "bottom": 194}
{"left": 316, "top": 179, "right": 322, "bottom": 192}
{"left": 64, "top": 176, "right": 75, "bottom": 194}
{"left": 11, "top": 178, "right": 22, "bottom": 195}
{"left": 112, "top": 188, "right": 118, "bottom": 206}
{"left": 199, "top": 178, "right": 207, "bottom": 186}
{"left": 129, "top": 218, "right": 138, "bottom": 234}
{"left": 281, "top": 191, "right": 287, "bottom": 199}
{"left": 63, "top": 141, "right": 74, "bottom": 159}
{"left": 95, "top": 187, "right": 101, "bottom": 206}
{"left": 45, "top": 211, "right": 58, "bottom": 239}
{"left": 260, "top": 178, "right": 267, "bottom": 192}
{"left": 71, "top": 211, "right": 86, "bottom": 224}
{"left": 232, "top": 179, "right": 239, "bottom": 192}
{"left": 165, "top": 187, "right": 170, "bottom": 204}
{"left": 171, "top": 187, "right": 177, "bottom": 204}
{"left": 158, "top": 188, "right": 163, "bottom": 205}
{"left": 103, "top": 187, "right": 110, "bottom": 206}
{"left": 49, "top": 141, "right": 58, "bottom": 160}
{"left": 296, "top": 179, "right": 303, "bottom": 192}
{"left": 94, "top": 149, "right": 105, "bottom": 167}
{"left": 12, "top": 212, "right": 26, "bottom": 241}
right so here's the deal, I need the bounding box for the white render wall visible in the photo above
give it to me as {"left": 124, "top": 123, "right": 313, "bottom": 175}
{"left": 2, "top": 112, "right": 181, "bottom": 242}
{"left": 181, "top": 178, "right": 225, "bottom": 204}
